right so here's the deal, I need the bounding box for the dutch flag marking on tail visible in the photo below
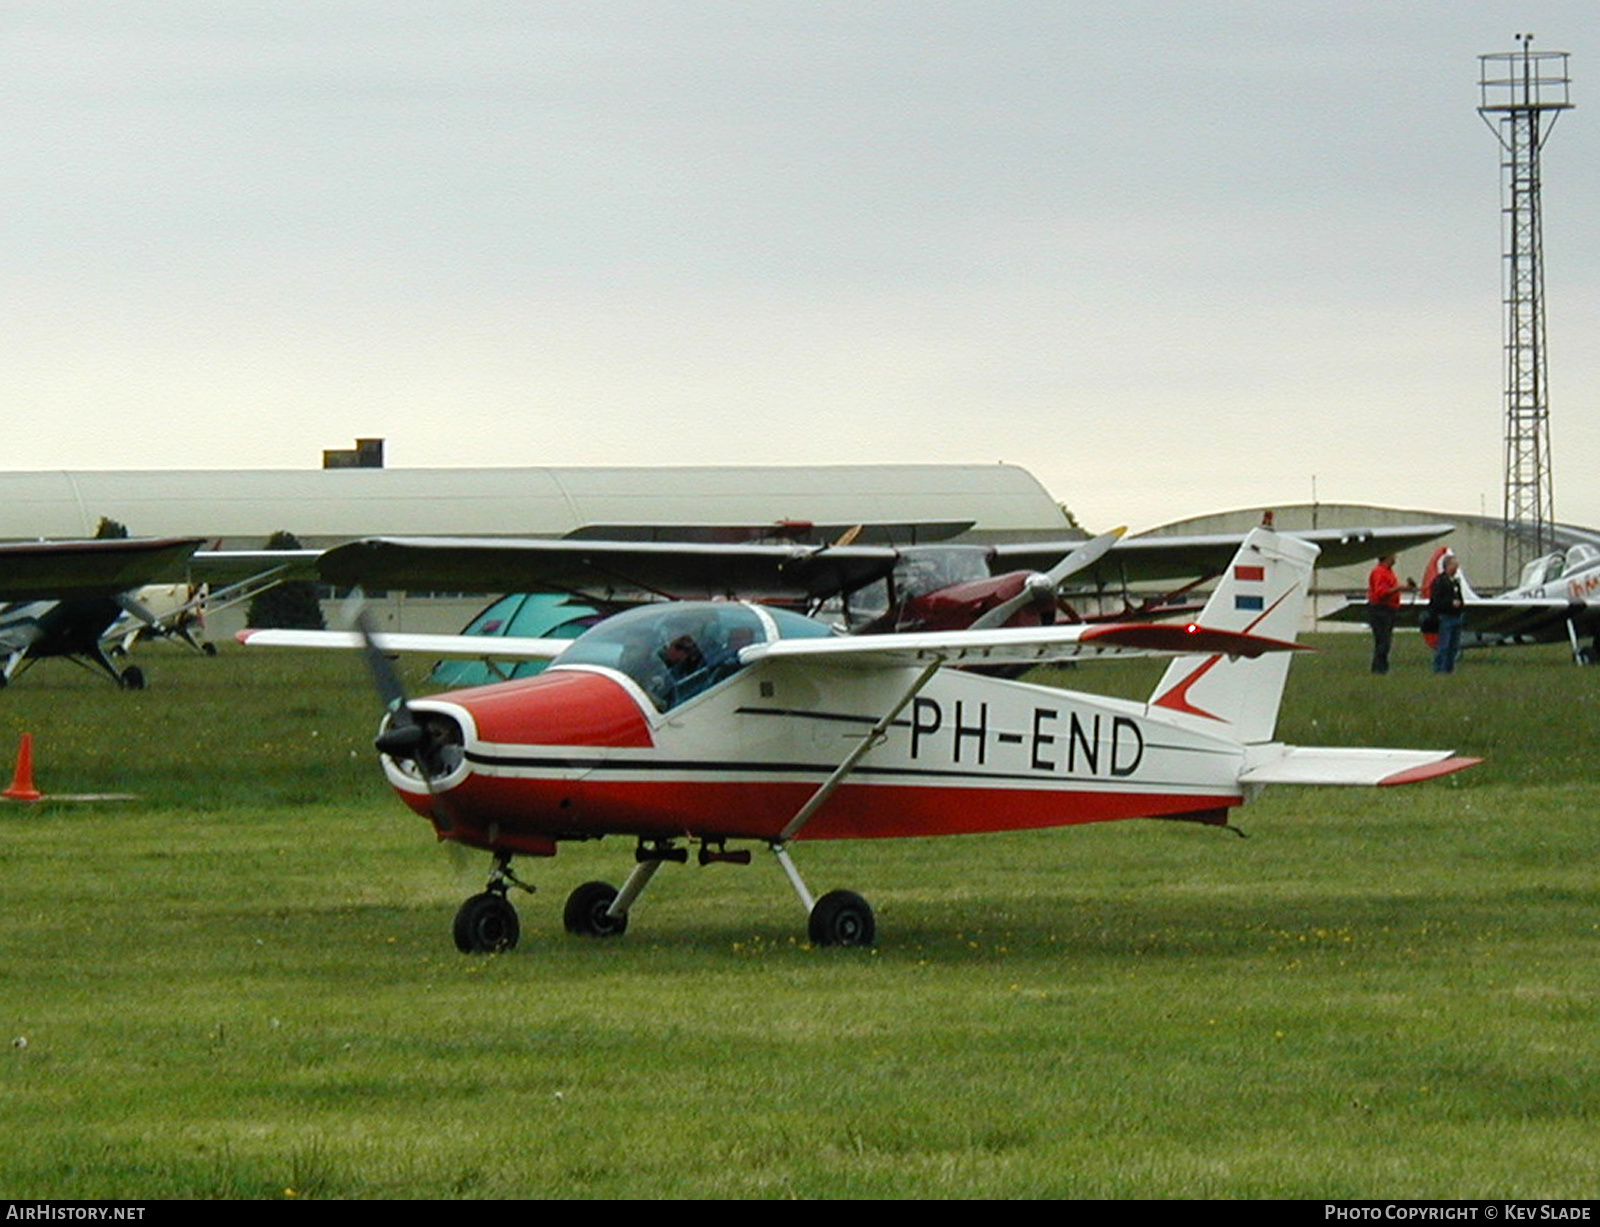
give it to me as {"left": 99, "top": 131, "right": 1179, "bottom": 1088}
{"left": 1149, "top": 527, "right": 1318, "bottom": 745}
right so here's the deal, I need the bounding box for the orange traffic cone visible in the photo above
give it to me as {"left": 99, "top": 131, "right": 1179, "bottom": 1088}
{"left": 4, "top": 733, "right": 42, "bottom": 802}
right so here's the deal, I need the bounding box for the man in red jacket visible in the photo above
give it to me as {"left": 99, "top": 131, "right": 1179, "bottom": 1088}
{"left": 1366, "top": 553, "right": 1402, "bottom": 673}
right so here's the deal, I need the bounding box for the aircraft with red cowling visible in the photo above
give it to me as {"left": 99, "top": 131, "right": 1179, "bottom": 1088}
{"left": 242, "top": 526, "right": 1478, "bottom": 952}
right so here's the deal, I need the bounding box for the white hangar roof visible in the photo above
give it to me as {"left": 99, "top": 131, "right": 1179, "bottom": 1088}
{"left": 0, "top": 464, "right": 1075, "bottom": 548}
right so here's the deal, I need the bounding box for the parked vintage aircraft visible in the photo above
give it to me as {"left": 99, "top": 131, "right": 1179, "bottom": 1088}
{"left": 0, "top": 537, "right": 209, "bottom": 689}
{"left": 313, "top": 523, "right": 1453, "bottom": 630}
{"left": 1326, "top": 542, "right": 1600, "bottom": 663}
{"left": 244, "top": 528, "right": 1476, "bottom": 951}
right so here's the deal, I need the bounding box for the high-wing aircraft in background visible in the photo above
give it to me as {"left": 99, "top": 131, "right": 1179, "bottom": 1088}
{"left": 314, "top": 520, "right": 1450, "bottom": 644}
{"left": 315, "top": 523, "right": 1452, "bottom": 617}
{"left": 1325, "top": 542, "right": 1600, "bottom": 663}
{"left": 243, "top": 528, "right": 1477, "bottom": 952}
{"left": 0, "top": 537, "right": 206, "bottom": 688}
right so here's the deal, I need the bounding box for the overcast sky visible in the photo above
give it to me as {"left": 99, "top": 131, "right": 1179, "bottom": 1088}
{"left": 4, "top": 2, "right": 1597, "bottom": 532}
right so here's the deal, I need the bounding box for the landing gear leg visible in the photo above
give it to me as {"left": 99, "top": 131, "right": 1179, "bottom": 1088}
{"left": 564, "top": 838, "right": 680, "bottom": 938}
{"left": 453, "top": 852, "right": 534, "bottom": 954}
{"left": 769, "top": 842, "right": 876, "bottom": 948}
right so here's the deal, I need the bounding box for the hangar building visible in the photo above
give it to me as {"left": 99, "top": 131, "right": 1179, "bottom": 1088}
{"left": 0, "top": 463, "right": 1077, "bottom": 549}
{"left": 1144, "top": 502, "right": 1600, "bottom": 609}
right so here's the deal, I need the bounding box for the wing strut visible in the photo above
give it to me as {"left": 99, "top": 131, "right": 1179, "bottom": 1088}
{"left": 777, "top": 659, "right": 942, "bottom": 843}
{"left": 767, "top": 659, "right": 943, "bottom": 915}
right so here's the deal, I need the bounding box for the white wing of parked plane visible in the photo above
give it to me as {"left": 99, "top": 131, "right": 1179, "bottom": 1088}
{"left": 235, "top": 629, "right": 574, "bottom": 658}
{"left": 742, "top": 621, "right": 1304, "bottom": 670}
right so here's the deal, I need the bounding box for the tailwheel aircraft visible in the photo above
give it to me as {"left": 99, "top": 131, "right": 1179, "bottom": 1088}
{"left": 0, "top": 536, "right": 207, "bottom": 690}
{"left": 244, "top": 528, "right": 1477, "bottom": 952}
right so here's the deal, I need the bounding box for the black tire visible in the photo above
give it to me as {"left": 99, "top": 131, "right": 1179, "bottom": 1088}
{"left": 453, "top": 892, "right": 520, "bottom": 954}
{"left": 808, "top": 889, "right": 875, "bottom": 947}
{"left": 563, "top": 880, "right": 628, "bottom": 938}
{"left": 119, "top": 666, "right": 147, "bottom": 691}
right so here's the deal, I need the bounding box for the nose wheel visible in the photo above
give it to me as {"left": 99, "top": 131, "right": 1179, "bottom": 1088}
{"left": 453, "top": 891, "right": 520, "bottom": 953}
{"left": 452, "top": 852, "right": 535, "bottom": 953}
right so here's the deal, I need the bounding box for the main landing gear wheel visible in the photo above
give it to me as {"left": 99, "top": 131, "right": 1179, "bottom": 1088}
{"left": 453, "top": 891, "right": 520, "bottom": 954}
{"left": 563, "top": 881, "right": 628, "bottom": 938}
{"left": 118, "top": 666, "right": 146, "bottom": 691}
{"left": 808, "top": 889, "right": 876, "bottom": 948}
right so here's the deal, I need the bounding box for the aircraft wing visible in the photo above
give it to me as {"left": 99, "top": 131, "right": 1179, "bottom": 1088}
{"left": 565, "top": 520, "right": 976, "bottom": 545}
{"left": 185, "top": 550, "right": 325, "bottom": 588}
{"left": 236, "top": 629, "right": 573, "bottom": 658}
{"left": 1456, "top": 598, "right": 1600, "bottom": 641}
{"left": 742, "top": 621, "right": 1305, "bottom": 670}
{"left": 0, "top": 537, "right": 205, "bottom": 601}
{"left": 316, "top": 536, "right": 901, "bottom": 602}
{"left": 1323, "top": 594, "right": 1599, "bottom": 643}
{"left": 1001, "top": 524, "right": 1455, "bottom": 587}
{"left": 311, "top": 524, "right": 1455, "bottom": 607}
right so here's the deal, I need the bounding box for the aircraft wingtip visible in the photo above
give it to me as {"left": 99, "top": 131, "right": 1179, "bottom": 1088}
{"left": 1377, "top": 756, "right": 1483, "bottom": 786}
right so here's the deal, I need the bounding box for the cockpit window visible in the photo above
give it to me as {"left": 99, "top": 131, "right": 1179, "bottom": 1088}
{"left": 892, "top": 546, "right": 991, "bottom": 598}
{"left": 1567, "top": 544, "right": 1600, "bottom": 573}
{"left": 553, "top": 603, "right": 828, "bottom": 712}
{"left": 1522, "top": 553, "right": 1566, "bottom": 589}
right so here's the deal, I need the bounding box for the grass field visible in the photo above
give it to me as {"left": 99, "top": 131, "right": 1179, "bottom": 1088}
{"left": 1, "top": 634, "right": 1596, "bottom": 1199}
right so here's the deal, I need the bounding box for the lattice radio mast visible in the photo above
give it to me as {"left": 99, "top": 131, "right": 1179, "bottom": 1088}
{"left": 1479, "top": 35, "right": 1572, "bottom": 586}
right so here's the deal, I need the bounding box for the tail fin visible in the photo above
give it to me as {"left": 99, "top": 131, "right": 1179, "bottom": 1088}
{"left": 1148, "top": 527, "right": 1317, "bottom": 744}
{"left": 1419, "top": 545, "right": 1475, "bottom": 600}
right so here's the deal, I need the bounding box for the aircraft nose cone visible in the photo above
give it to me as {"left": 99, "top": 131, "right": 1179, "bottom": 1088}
{"left": 434, "top": 669, "right": 656, "bottom": 750}
{"left": 377, "top": 708, "right": 466, "bottom": 785}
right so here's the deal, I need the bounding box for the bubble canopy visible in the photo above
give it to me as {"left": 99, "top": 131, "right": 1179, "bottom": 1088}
{"left": 551, "top": 602, "right": 834, "bottom": 711}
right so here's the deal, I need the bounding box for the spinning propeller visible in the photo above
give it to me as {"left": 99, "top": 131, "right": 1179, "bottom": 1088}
{"left": 355, "top": 606, "right": 431, "bottom": 762}
{"left": 967, "top": 527, "right": 1127, "bottom": 631}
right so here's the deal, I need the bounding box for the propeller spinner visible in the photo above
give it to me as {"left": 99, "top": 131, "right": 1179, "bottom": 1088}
{"left": 967, "top": 527, "right": 1127, "bottom": 631}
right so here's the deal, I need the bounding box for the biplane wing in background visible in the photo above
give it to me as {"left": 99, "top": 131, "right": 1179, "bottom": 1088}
{"left": 243, "top": 527, "right": 1477, "bottom": 953}
{"left": 313, "top": 522, "right": 1453, "bottom": 636}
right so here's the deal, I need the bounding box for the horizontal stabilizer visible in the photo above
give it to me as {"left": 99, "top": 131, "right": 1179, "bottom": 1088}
{"left": 1240, "top": 746, "right": 1480, "bottom": 787}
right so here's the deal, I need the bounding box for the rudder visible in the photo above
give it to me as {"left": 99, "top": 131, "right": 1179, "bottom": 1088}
{"left": 1148, "top": 527, "right": 1317, "bottom": 744}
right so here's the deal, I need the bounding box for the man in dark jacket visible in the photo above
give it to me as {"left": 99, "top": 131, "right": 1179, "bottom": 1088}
{"left": 1429, "top": 554, "right": 1465, "bottom": 674}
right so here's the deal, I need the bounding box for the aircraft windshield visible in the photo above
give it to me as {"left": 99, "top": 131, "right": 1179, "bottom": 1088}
{"left": 1520, "top": 553, "right": 1565, "bottom": 589}
{"left": 843, "top": 545, "right": 994, "bottom": 623}
{"left": 892, "top": 546, "right": 992, "bottom": 598}
{"left": 1566, "top": 544, "right": 1600, "bottom": 573}
{"left": 553, "top": 602, "right": 831, "bottom": 711}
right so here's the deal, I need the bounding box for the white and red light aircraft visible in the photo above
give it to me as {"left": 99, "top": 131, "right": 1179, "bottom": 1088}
{"left": 245, "top": 528, "right": 1477, "bottom": 951}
